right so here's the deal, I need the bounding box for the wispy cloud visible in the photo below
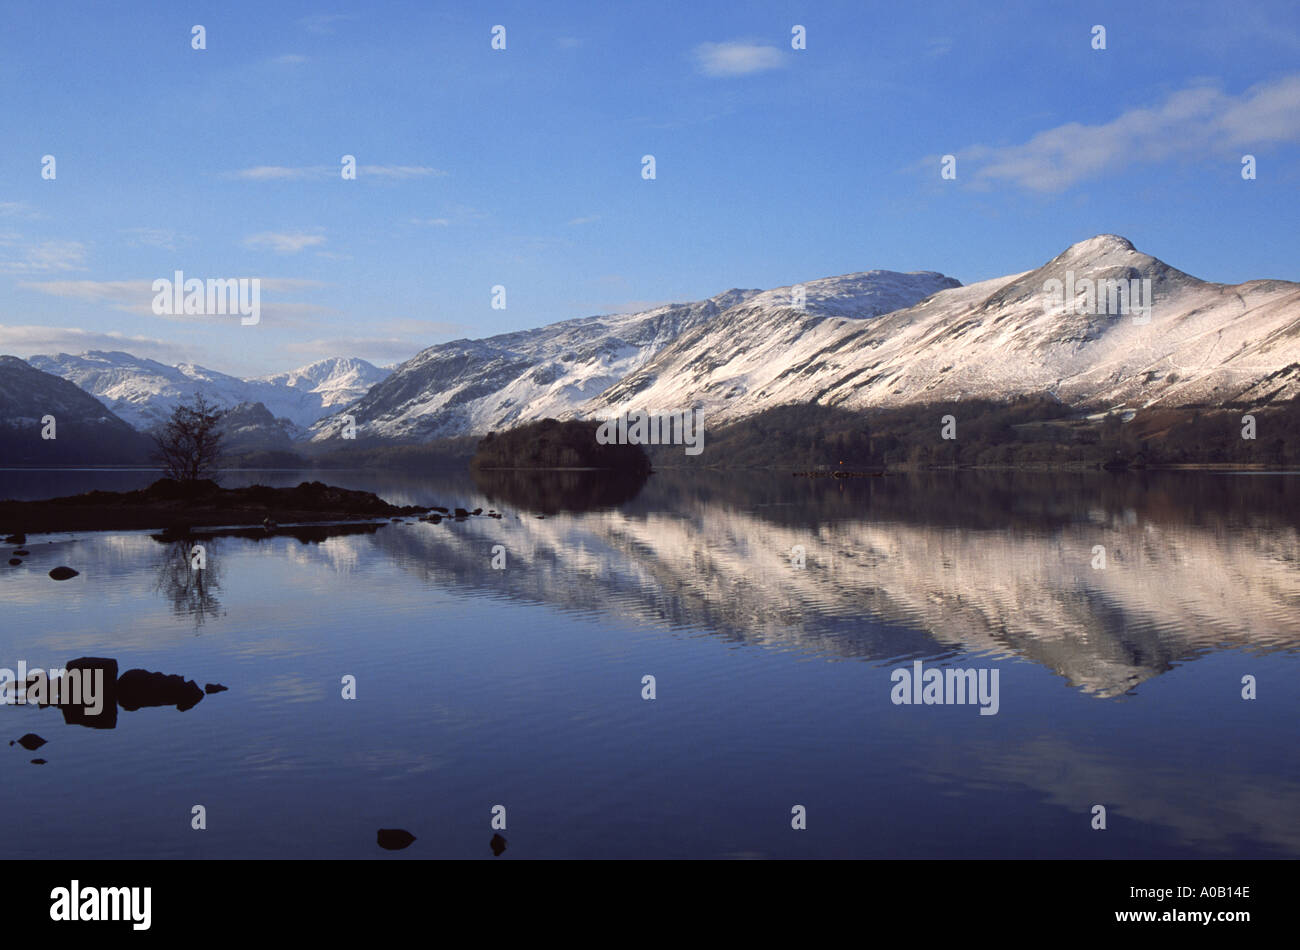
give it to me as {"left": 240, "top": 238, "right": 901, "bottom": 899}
{"left": 18, "top": 279, "right": 152, "bottom": 305}
{"left": 298, "top": 14, "right": 355, "bottom": 35}
{"left": 244, "top": 231, "right": 327, "bottom": 254}
{"left": 21, "top": 278, "right": 329, "bottom": 322}
{"left": 0, "top": 323, "right": 190, "bottom": 361}
{"left": 120, "top": 227, "right": 183, "bottom": 250}
{"left": 0, "top": 202, "right": 42, "bottom": 221}
{"left": 225, "top": 164, "right": 446, "bottom": 181}
{"left": 409, "top": 217, "right": 450, "bottom": 227}
{"left": 952, "top": 74, "right": 1300, "bottom": 191}
{"left": 925, "top": 37, "right": 953, "bottom": 58}
{"left": 272, "top": 54, "right": 309, "bottom": 65}
{"left": 363, "top": 166, "right": 445, "bottom": 180}
{"left": 567, "top": 215, "right": 601, "bottom": 226}
{"left": 0, "top": 237, "right": 87, "bottom": 273}
{"left": 694, "top": 41, "right": 785, "bottom": 77}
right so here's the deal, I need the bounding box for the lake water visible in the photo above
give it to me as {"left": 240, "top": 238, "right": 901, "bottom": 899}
{"left": 1, "top": 467, "right": 1297, "bottom": 859}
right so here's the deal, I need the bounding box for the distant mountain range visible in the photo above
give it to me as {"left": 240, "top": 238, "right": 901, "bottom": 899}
{"left": 307, "top": 271, "right": 960, "bottom": 442}
{"left": 25, "top": 352, "right": 388, "bottom": 431}
{"left": 4, "top": 235, "right": 1299, "bottom": 460}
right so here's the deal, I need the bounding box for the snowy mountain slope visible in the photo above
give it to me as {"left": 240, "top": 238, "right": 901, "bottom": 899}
{"left": 26, "top": 352, "right": 388, "bottom": 431}
{"left": 252, "top": 357, "right": 389, "bottom": 411}
{"left": 308, "top": 272, "right": 958, "bottom": 442}
{"left": 580, "top": 235, "right": 1300, "bottom": 424}
{"left": 308, "top": 288, "right": 769, "bottom": 441}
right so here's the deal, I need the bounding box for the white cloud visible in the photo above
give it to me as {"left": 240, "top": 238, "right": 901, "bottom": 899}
{"left": 298, "top": 14, "right": 354, "bottom": 35}
{"left": 0, "top": 237, "right": 87, "bottom": 273}
{"left": 120, "top": 227, "right": 182, "bottom": 250}
{"left": 228, "top": 166, "right": 323, "bottom": 181}
{"left": 694, "top": 41, "right": 785, "bottom": 77}
{"left": 0, "top": 202, "right": 41, "bottom": 220}
{"left": 360, "top": 165, "right": 445, "bottom": 180}
{"left": 244, "top": 231, "right": 327, "bottom": 254}
{"left": 567, "top": 215, "right": 601, "bottom": 226}
{"left": 225, "top": 164, "right": 446, "bottom": 181}
{"left": 0, "top": 324, "right": 190, "bottom": 361}
{"left": 409, "top": 217, "right": 451, "bottom": 227}
{"left": 18, "top": 279, "right": 152, "bottom": 305}
{"left": 21, "top": 277, "right": 329, "bottom": 322}
{"left": 956, "top": 74, "right": 1300, "bottom": 191}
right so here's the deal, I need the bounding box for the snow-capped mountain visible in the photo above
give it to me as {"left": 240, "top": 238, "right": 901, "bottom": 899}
{"left": 309, "top": 271, "right": 959, "bottom": 442}
{"left": 252, "top": 357, "right": 389, "bottom": 411}
{"left": 580, "top": 235, "right": 1300, "bottom": 425}
{"left": 25, "top": 235, "right": 1300, "bottom": 448}
{"left": 26, "top": 352, "right": 389, "bottom": 431}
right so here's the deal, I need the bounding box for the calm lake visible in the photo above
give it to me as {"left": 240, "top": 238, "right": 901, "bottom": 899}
{"left": 1, "top": 467, "right": 1297, "bottom": 859}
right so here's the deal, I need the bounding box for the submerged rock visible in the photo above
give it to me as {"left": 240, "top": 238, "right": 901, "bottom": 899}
{"left": 377, "top": 829, "right": 416, "bottom": 851}
{"left": 30, "top": 758, "right": 46, "bottom": 765}
{"left": 13, "top": 549, "right": 29, "bottom": 556}
{"left": 48, "top": 566, "right": 79, "bottom": 580}
{"left": 204, "top": 683, "right": 228, "bottom": 694}
{"left": 7, "top": 558, "right": 19, "bottom": 566}
{"left": 3, "top": 533, "right": 25, "bottom": 545}
{"left": 454, "top": 508, "right": 470, "bottom": 518}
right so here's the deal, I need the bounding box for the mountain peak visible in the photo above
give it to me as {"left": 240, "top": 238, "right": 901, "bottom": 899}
{"left": 1067, "top": 234, "right": 1136, "bottom": 254}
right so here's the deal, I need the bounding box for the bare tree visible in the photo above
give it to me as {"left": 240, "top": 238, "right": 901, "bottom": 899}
{"left": 153, "top": 393, "right": 226, "bottom": 483}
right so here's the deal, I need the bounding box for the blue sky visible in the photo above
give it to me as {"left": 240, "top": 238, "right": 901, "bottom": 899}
{"left": 1, "top": 0, "right": 1297, "bottom": 375}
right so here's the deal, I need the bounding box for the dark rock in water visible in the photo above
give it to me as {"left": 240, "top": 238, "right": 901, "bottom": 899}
{"left": 61, "top": 657, "right": 119, "bottom": 729}
{"left": 7, "top": 558, "right": 19, "bottom": 566}
{"left": 490, "top": 832, "right": 508, "bottom": 856}
{"left": 426, "top": 514, "right": 442, "bottom": 524}
{"left": 454, "top": 508, "right": 470, "bottom": 518}
{"left": 13, "top": 549, "right": 29, "bottom": 556}
{"left": 117, "top": 669, "right": 204, "bottom": 712}
{"left": 204, "top": 683, "right": 228, "bottom": 694}
{"left": 377, "top": 829, "right": 416, "bottom": 851}
{"left": 4, "top": 533, "right": 25, "bottom": 544}
{"left": 431, "top": 506, "right": 449, "bottom": 514}
{"left": 31, "top": 758, "right": 46, "bottom": 765}
{"left": 15, "top": 733, "right": 46, "bottom": 750}
{"left": 488, "top": 512, "right": 502, "bottom": 519}
{"left": 472, "top": 508, "right": 482, "bottom": 516}
{"left": 48, "top": 566, "right": 79, "bottom": 580}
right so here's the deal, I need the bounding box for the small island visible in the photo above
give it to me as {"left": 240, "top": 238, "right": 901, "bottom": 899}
{"left": 0, "top": 478, "right": 430, "bottom": 535}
